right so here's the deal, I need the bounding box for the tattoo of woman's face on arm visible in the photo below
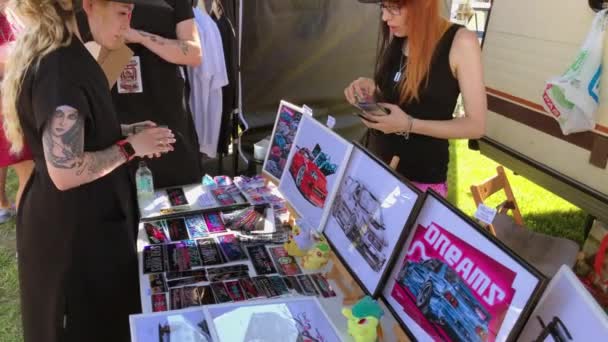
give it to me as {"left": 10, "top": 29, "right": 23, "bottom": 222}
{"left": 43, "top": 106, "right": 85, "bottom": 169}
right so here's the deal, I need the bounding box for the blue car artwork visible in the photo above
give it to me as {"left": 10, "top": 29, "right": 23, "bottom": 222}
{"left": 397, "top": 258, "right": 491, "bottom": 342}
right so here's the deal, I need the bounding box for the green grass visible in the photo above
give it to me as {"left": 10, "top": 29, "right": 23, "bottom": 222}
{"left": 0, "top": 142, "right": 588, "bottom": 342}
{"left": 0, "top": 168, "right": 22, "bottom": 342}
{"left": 447, "top": 139, "right": 587, "bottom": 245}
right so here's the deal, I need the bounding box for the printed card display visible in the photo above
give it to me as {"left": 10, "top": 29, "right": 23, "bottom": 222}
{"left": 170, "top": 288, "right": 184, "bottom": 310}
{"left": 296, "top": 275, "right": 319, "bottom": 296}
{"left": 239, "top": 278, "right": 262, "bottom": 300}
{"left": 167, "top": 276, "right": 208, "bottom": 289}
{"left": 151, "top": 293, "right": 168, "bottom": 312}
{"left": 204, "top": 213, "right": 226, "bottom": 233}
{"left": 253, "top": 276, "right": 278, "bottom": 298}
{"left": 166, "top": 187, "right": 189, "bottom": 207}
{"left": 268, "top": 276, "right": 290, "bottom": 296}
{"left": 197, "top": 239, "right": 224, "bottom": 266}
{"left": 269, "top": 246, "right": 302, "bottom": 276}
{"left": 217, "top": 234, "right": 248, "bottom": 262}
{"left": 262, "top": 100, "right": 306, "bottom": 182}
{"left": 166, "top": 218, "right": 189, "bottom": 241}
{"left": 310, "top": 274, "right": 336, "bottom": 298}
{"left": 165, "top": 269, "right": 207, "bottom": 281}
{"left": 207, "top": 264, "right": 250, "bottom": 282}
{"left": 382, "top": 191, "right": 545, "bottom": 342}
{"left": 210, "top": 282, "right": 232, "bottom": 303}
{"left": 184, "top": 214, "right": 209, "bottom": 239}
{"left": 323, "top": 143, "right": 420, "bottom": 297}
{"left": 166, "top": 242, "right": 191, "bottom": 272}
{"left": 204, "top": 297, "right": 341, "bottom": 342}
{"left": 246, "top": 245, "right": 277, "bottom": 275}
{"left": 278, "top": 114, "right": 353, "bottom": 231}
{"left": 225, "top": 280, "right": 246, "bottom": 302}
{"left": 149, "top": 274, "right": 167, "bottom": 294}
{"left": 283, "top": 276, "right": 304, "bottom": 295}
{"left": 144, "top": 221, "right": 169, "bottom": 244}
{"left": 143, "top": 245, "right": 166, "bottom": 274}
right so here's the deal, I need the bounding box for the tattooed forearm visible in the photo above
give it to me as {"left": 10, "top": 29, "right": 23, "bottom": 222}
{"left": 43, "top": 107, "right": 85, "bottom": 170}
{"left": 139, "top": 30, "right": 166, "bottom": 45}
{"left": 177, "top": 41, "right": 189, "bottom": 56}
{"left": 76, "top": 146, "right": 126, "bottom": 177}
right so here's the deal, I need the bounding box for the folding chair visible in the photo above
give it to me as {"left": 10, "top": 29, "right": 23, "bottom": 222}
{"left": 470, "top": 166, "right": 579, "bottom": 277}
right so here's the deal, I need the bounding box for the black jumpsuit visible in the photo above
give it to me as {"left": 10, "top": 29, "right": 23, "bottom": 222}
{"left": 112, "top": 0, "right": 203, "bottom": 188}
{"left": 16, "top": 37, "right": 140, "bottom": 342}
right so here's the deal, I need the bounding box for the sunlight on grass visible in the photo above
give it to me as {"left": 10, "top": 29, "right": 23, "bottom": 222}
{"left": 448, "top": 139, "right": 586, "bottom": 245}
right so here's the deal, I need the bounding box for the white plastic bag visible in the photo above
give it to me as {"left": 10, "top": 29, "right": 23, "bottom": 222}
{"left": 542, "top": 9, "right": 608, "bottom": 135}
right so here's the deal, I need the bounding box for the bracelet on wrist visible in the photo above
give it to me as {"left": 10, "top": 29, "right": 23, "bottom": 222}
{"left": 396, "top": 115, "right": 414, "bottom": 140}
{"left": 116, "top": 139, "right": 136, "bottom": 161}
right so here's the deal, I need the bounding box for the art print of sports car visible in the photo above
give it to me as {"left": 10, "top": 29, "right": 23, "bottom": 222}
{"left": 331, "top": 176, "right": 387, "bottom": 271}
{"left": 398, "top": 258, "right": 491, "bottom": 342}
{"left": 289, "top": 144, "right": 335, "bottom": 208}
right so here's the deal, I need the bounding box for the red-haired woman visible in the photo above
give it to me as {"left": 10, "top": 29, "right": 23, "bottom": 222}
{"left": 345, "top": 0, "right": 487, "bottom": 197}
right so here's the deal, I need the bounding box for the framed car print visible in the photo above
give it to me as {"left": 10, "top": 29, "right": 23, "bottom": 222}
{"left": 382, "top": 190, "right": 546, "bottom": 342}
{"left": 322, "top": 142, "right": 422, "bottom": 297}
{"left": 278, "top": 114, "right": 353, "bottom": 231}
{"left": 262, "top": 100, "right": 307, "bottom": 183}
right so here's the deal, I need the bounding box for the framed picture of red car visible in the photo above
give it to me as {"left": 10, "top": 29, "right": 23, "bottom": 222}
{"left": 262, "top": 100, "right": 307, "bottom": 183}
{"left": 278, "top": 114, "right": 353, "bottom": 231}
{"left": 322, "top": 142, "right": 422, "bottom": 297}
{"left": 382, "top": 190, "right": 546, "bottom": 342}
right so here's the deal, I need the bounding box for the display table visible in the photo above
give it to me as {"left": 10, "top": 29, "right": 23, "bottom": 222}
{"left": 134, "top": 182, "right": 411, "bottom": 341}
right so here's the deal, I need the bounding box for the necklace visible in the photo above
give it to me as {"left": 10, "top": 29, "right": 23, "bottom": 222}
{"left": 394, "top": 41, "right": 407, "bottom": 82}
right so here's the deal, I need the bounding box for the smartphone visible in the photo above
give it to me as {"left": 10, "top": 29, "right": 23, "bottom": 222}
{"left": 352, "top": 111, "right": 378, "bottom": 123}
{"left": 357, "top": 101, "right": 389, "bottom": 116}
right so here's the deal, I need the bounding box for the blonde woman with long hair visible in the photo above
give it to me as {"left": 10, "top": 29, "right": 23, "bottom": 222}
{"left": 0, "top": 6, "right": 33, "bottom": 221}
{"left": 2, "top": 0, "right": 174, "bottom": 341}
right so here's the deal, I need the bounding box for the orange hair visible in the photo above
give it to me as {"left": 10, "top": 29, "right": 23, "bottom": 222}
{"left": 374, "top": 0, "right": 451, "bottom": 104}
{"left": 400, "top": 0, "right": 450, "bottom": 103}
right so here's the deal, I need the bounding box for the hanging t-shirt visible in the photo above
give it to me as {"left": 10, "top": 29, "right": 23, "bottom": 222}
{"left": 187, "top": 7, "right": 228, "bottom": 158}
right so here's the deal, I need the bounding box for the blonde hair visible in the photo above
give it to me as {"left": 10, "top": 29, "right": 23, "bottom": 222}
{"left": 2, "top": 0, "right": 74, "bottom": 155}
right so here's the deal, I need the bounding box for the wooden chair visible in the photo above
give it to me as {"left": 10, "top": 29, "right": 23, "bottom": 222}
{"left": 470, "top": 165, "right": 524, "bottom": 236}
{"left": 470, "top": 166, "right": 579, "bottom": 277}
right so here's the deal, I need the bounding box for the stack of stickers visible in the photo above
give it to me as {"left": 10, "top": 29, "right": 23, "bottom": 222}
{"left": 144, "top": 212, "right": 226, "bottom": 243}
{"left": 234, "top": 175, "right": 290, "bottom": 222}
{"left": 144, "top": 242, "right": 336, "bottom": 312}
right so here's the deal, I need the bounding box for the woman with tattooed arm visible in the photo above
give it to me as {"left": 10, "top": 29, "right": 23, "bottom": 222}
{"left": 2, "top": 0, "right": 175, "bottom": 341}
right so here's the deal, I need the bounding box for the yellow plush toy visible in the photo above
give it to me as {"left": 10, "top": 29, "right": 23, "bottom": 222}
{"left": 301, "top": 239, "right": 330, "bottom": 270}
{"left": 342, "top": 296, "right": 384, "bottom": 342}
{"left": 342, "top": 308, "right": 379, "bottom": 342}
{"left": 284, "top": 219, "right": 315, "bottom": 257}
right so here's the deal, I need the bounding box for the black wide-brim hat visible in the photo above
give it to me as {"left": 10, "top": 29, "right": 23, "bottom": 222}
{"left": 111, "top": 0, "right": 171, "bottom": 9}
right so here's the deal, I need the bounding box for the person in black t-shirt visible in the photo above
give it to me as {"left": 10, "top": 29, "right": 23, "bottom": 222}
{"left": 114, "top": 0, "right": 204, "bottom": 188}
{"left": 345, "top": 0, "right": 487, "bottom": 197}
{"left": 2, "top": 1, "right": 174, "bottom": 341}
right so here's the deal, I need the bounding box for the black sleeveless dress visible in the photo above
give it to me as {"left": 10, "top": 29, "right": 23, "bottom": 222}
{"left": 16, "top": 38, "right": 140, "bottom": 342}
{"left": 112, "top": 0, "right": 203, "bottom": 188}
{"left": 367, "top": 24, "right": 463, "bottom": 184}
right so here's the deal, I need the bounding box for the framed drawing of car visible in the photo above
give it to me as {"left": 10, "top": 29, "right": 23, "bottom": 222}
{"left": 518, "top": 265, "right": 608, "bottom": 341}
{"left": 278, "top": 114, "right": 353, "bottom": 231}
{"left": 262, "top": 100, "right": 307, "bottom": 183}
{"left": 382, "top": 190, "right": 546, "bottom": 342}
{"left": 322, "top": 142, "right": 422, "bottom": 297}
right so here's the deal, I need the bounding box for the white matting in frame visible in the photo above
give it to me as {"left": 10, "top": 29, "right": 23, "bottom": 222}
{"left": 518, "top": 265, "right": 608, "bottom": 341}
{"left": 322, "top": 142, "right": 421, "bottom": 297}
{"left": 278, "top": 114, "right": 353, "bottom": 231}
{"left": 204, "top": 296, "right": 341, "bottom": 342}
{"left": 130, "top": 307, "right": 211, "bottom": 342}
{"left": 382, "top": 191, "right": 545, "bottom": 342}
{"left": 262, "top": 100, "right": 307, "bottom": 183}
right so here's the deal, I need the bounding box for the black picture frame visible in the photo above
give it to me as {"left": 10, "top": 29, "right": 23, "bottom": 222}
{"left": 322, "top": 142, "right": 424, "bottom": 298}
{"left": 381, "top": 189, "right": 547, "bottom": 341}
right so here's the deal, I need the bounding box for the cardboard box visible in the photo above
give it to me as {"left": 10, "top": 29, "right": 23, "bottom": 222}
{"left": 84, "top": 41, "right": 133, "bottom": 89}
